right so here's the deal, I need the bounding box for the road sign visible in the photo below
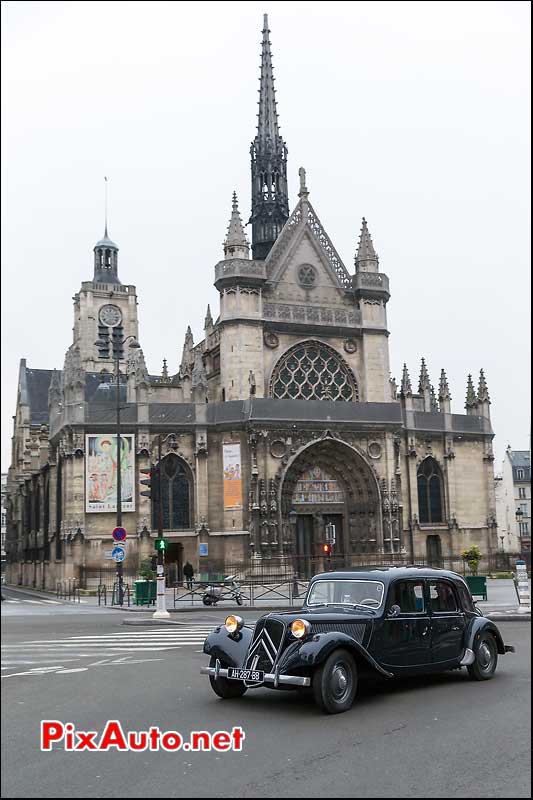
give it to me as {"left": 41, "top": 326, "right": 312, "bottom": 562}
{"left": 111, "top": 546, "right": 126, "bottom": 562}
{"left": 112, "top": 526, "right": 127, "bottom": 542}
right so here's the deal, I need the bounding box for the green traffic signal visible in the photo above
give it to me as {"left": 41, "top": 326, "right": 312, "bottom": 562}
{"left": 155, "top": 538, "right": 168, "bottom": 551}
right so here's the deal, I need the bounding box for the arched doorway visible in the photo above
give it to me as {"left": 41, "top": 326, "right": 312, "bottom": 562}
{"left": 280, "top": 439, "right": 381, "bottom": 574}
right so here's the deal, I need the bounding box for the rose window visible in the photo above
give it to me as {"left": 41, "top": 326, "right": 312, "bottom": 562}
{"left": 298, "top": 264, "right": 317, "bottom": 287}
{"left": 270, "top": 341, "right": 358, "bottom": 401}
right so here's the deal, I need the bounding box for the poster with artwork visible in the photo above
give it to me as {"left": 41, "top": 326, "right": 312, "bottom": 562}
{"left": 223, "top": 442, "right": 242, "bottom": 509}
{"left": 86, "top": 434, "right": 135, "bottom": 513}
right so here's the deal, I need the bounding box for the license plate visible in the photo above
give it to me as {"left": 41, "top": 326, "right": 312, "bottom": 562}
{"left": 227, "top": 667, "right": 264, "bottom": 682}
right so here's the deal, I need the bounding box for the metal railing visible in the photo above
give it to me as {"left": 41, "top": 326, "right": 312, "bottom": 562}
{"left": 56, "top": 579, "right": 81, "bottom": 602}
{"left": 97, "top": 584, "right": 107, "bottom": 606}
{"left": 111, "top": 582, "right": 131, "bottom": 607}
{"left": 172, "top": 578, "right": 309, "bottom": 608}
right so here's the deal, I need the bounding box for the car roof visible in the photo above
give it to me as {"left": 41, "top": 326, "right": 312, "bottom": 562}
{"left": 310, "top": 567, "right": 468, "bottom": 586}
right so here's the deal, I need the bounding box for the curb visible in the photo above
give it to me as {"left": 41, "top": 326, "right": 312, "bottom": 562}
{"left": 121, "top": 605, "right": 293, "bottom": 623}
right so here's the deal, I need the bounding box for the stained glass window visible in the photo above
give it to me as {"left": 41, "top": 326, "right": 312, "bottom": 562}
{"left": 417, "top": 457, "right": 444, "bottom": 524}
{"left": 271, "top": 341, "right": 358, "bottom": 401}
{"left": 153, "top": 454, "right": 191, "bottom": 530}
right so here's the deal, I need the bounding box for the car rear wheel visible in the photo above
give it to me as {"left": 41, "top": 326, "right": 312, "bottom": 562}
{"left": 313, "top": 648, "right": 357, "bottom": 714}
{"left": 208, "top": 656, "right": 248, "bottom": 699}
{"left": 467, "top": 632, "right": 498, "bottom": 681}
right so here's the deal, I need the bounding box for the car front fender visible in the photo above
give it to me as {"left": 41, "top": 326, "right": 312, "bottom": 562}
{"left": 465, "top": 616, "right": 507, "bottom": 655}
{"left": 202, "top": 625, "right": 253, "bottom": 668}
{"left": 284, "top": 631, "right": 393, "bottom": 678}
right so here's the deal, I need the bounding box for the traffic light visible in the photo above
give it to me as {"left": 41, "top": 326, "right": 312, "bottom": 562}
{"left": 155, "top": 537, "right": 168, "bottom": 552}
{"left": 111, "top": 328, "right": 124, "bottom": 360}
{"left": 322, "top": 542, "right": 331, "bottom": 556}
{"left": 140, "top": 464, "right": 159, "bottom": 501}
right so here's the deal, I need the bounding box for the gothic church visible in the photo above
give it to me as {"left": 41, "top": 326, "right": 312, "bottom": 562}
{"left": 6, "top": 15, "right": 498, "bottom": 587}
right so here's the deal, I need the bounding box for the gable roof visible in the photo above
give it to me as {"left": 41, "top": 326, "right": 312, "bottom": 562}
{"left": 264, "top": 195, "right": 352, "bottom": 290}
{"left": 19, "top": 364, "right": 55, "bottom": 425}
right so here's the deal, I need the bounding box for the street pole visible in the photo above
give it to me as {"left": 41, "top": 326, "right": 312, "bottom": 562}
{"left": 153, "top": 433, "right": 170, "bottom": 618}
{"left": 115, "top": 346, "right": 124, "bottom": 606}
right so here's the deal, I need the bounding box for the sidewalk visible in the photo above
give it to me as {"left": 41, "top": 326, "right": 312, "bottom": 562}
{"left": 4, "top": 580, "right": 530, "bottom": 621}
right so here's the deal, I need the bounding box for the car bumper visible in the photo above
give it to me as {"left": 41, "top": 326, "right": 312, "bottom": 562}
{"left": 200, "top": 663, "right": 311, "bottom": 688}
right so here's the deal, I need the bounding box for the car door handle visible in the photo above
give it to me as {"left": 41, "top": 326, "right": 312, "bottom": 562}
{"left": 451, "top": 625, "right": 461, "bottom": 631}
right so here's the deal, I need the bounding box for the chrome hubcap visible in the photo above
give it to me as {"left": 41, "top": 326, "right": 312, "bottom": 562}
{"left": 478, "top": 641, "right": 492, "bottom": 669}
{"left": 331, "top": 662, "right": 351, "bottom": 702}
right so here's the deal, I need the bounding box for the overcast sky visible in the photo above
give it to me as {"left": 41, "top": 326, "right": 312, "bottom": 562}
{"left": 1, "top": 0, "right": 530, "bottom": 473}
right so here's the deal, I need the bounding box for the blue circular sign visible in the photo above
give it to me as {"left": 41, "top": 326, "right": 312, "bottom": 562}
{"left": 112, "top": 527, "right": 127, "bottom": 542}
{"left": 111, "top": 546, "right": 126, "bottom": 562}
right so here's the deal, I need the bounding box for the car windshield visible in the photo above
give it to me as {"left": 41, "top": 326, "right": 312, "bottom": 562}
{"left": 305, "top": 579, "right": 385, "bottom": 609}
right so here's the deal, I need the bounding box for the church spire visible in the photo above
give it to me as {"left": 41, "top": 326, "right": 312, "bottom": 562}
{"left": 224, "top": 192, "right": 250, "bottom": 259}
{"left": 93, "top": 177, "right": 120, "bottom": 284}
{"left": 249, "top": 14, "right": 289, "bottom": 261}
{"left": 355, "top": 217, "right": 379, "bottom": 273}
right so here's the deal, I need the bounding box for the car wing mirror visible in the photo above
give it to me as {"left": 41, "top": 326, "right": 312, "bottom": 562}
{"left": 387, "top": 604, "right": 401, "bottom": 618}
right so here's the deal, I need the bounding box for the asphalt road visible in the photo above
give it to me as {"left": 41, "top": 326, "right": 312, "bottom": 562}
{"left": 1, "top": 588, "right": 531, "bottom": 799}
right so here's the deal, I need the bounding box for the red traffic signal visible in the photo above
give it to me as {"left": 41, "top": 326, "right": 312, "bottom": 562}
{"left": 140, "top": 464, "right": 159, "bottom": 500}
{"left": 322, "top": 543, "right": 331, "bottom": 555}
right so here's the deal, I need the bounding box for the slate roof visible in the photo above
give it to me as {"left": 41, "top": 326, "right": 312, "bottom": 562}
{"left": 24, "top": 368, "right": 55, "bottom": 426}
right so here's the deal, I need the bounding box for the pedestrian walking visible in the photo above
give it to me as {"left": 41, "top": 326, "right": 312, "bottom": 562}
{"left": 183, "top": 561, "right": 195, "bottom": 591}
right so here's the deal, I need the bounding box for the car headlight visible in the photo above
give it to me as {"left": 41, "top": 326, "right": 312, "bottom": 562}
{"left": 291, "top": 619, "right": 311, "bottom": 639}
{"left": 225, "top": 614, "right": 244, "bottom": 633}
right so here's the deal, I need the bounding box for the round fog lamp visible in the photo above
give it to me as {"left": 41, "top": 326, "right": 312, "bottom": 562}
{"left": 291, "top": 618, "right": 311, "bottom": 639}
{"left": 225, "top": 614, "right": 244, "bottom": 633}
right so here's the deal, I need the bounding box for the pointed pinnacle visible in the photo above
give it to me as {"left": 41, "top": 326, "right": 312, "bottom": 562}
{"left": 401, "top": 363, "right": 412, "bottom": 395}
{"left": 465, "top": 374, "right": 477, "bottom": 408}
{"left": 255, "top": 13, "right": 282, "bottom": 152}
{"left": 439, "top": 369, "right": 451, "bottom": 401}
{"left": 205, "top": 304, "right": 213, "bottom": 328}
{"left": 162, "top": 358, "right": 169, "bottom": 379}
{"left": 418, "top": 358, "right": 430, "bottom": 392}
{"left": 355, "top": 217, "right": 379, "bottom": 265}
{"left": 430, "top": 385, "right": 439, "bottom": 411}
{"left": 224, "top": 192, "right": 249, "bottom": 254}
{"left": 478, "top": 369, "right": 490, "bottom": 402}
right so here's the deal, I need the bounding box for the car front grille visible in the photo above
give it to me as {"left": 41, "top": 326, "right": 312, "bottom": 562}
{"left": 244, "top": 618, "right": 286, "bottom": 673}
{"left": 310, "top": 622, "right": 367, "bottom": 643}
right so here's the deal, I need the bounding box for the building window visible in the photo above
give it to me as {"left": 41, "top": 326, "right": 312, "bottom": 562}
{"left": 519, "top": 487, "right": 526, "bottom": 499}
{"left": 519, "top": 522, "right": 529, "bottom": 535}
{"left": 517, "top": 468, "right": 525, "bottom": 480}
{"left": 152, "top": 454, "right": 191, "bottom": 531}
{"left": 417, "top": 457, "right": 444, "bottom": 524}
{"left": 520, "top": 503, "right": 528, "bottom": 515}
{"left": 270, "top": 341, "right": 359, "bottom": 402}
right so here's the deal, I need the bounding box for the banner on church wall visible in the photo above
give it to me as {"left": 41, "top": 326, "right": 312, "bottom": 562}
{"left": 85, "top": 434, "right": 135, "bottom": 513}
{"left": 223, "top": 443, "right": 242, "bottom": 510}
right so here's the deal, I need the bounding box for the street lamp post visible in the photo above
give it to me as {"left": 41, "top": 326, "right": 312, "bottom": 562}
{"left": 288, "top": 509, "right": 298, "bottom": 600}
{"left": 152, "top": 433, "right": 177, "bottom": 620}
{"left": 515, "top": 508, "right": 524, "bottom": 557}
{"left": 94, "top": 332, "right": 140, "bottom": 606}
{"left": 499, "top": 535, "right": 505, "bottom": 553}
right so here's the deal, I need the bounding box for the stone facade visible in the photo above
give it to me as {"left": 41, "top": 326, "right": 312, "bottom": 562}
{"left": 5, "top": 15, "right": 500, "bottom": 588}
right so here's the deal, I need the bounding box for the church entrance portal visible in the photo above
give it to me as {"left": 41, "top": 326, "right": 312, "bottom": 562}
{"left": 281, "top": 439, "right": 381, "bottom": 573}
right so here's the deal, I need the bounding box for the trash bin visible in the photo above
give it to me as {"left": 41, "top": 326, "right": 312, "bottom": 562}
{"left": 134, "top": 580, "right": 156, "bottom": 606}
{"left": 465, "top": 575, "right": 487, "bottom": 600}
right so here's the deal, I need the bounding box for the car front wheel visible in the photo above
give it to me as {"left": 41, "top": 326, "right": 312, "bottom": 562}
{"left": 467, "top": 632, "right": 498, "bottom": 681}
{"left": 313, "top": 648, "right": 358, "bottom": 714}
{"left": 208, "top": 656, "right": 248, "bottom": 699}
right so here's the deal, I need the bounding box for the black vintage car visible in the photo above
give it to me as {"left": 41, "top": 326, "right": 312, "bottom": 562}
{"left": 201, "top": 567, "right": 515, "bottom": 714}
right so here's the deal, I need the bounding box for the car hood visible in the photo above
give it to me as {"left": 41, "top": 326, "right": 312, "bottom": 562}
{"left": 257, "top": 607, "right": 379, "bottom": 625}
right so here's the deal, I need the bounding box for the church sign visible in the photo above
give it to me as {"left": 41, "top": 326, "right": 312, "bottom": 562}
{"left": 85, "top": 434, "right": 136, "bottom": 513}
{"left": 223, "top": 443, "right": 242, "bottom": 509}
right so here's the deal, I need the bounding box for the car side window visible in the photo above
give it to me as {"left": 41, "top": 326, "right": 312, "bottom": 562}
{"left": 429, "top": 580, "right": 459, "bottom": 613}
{"left": 457, "top": 583, "right": 474, "bottom": 612}
{"left": 389, "top": 580, "right": 425, "bottom": 614}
